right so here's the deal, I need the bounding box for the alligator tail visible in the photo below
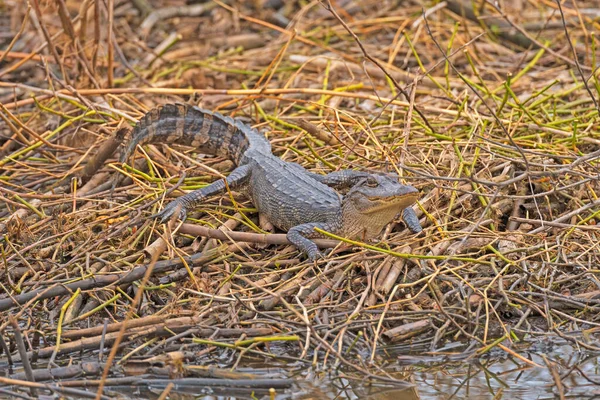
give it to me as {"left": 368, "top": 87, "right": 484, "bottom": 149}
{"left": 120, "top": 103, "right": 270, "bottom": 166}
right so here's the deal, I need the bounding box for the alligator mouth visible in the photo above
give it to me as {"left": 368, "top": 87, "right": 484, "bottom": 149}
{"left": 363, "top": 192, "right": 420, "bottom": 213}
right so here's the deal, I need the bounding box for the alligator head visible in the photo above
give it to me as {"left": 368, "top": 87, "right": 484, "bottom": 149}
{"left": 341, "top": 174, "right": 420, "bottom": 240}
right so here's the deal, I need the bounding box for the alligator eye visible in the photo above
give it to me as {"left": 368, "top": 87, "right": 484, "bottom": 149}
{"left": 365, "top": 176, "right": 379, "bottom": 187}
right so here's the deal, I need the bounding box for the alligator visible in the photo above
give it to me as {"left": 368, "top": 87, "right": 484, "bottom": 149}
{"left": 118, "top": 103, "right": 422, "bottom": 260}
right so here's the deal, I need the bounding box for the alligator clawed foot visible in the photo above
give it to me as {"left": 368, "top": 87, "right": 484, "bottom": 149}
{"left": 151, "top": 201, "right": 188, "bottom": 224}
{"left": 306, "top": 248, "right": 324, "bottom": 263}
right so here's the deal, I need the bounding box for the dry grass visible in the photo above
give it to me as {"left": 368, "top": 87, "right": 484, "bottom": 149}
{"left": 2, "top": 0, "right": 600, "bottom": 397}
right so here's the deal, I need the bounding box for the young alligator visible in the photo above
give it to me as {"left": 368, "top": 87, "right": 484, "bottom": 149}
{"left": 118, "top": 103, "right": 422, "bottom": 260}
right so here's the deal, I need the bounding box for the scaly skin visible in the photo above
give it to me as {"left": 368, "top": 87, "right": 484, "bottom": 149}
{"left": 118, "top": 103, "right": 422, "bottom": 260}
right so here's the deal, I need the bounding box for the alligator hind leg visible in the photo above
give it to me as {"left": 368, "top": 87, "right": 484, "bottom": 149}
{"left": 153, "top": 163, "right": 252, "bottom": 223}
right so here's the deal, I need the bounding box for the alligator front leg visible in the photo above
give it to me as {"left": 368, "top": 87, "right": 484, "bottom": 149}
{"left": 287, "top": 222, "right": 333, "bottom": 262}
{"left": 402, "top": 207, "right": 423, "bottom": 233}
{"left": 153, "top": 163, "right": 252, "bottom": 223}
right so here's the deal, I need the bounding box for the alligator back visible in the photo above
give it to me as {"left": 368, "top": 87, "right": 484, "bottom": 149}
{"left": 120, "top": 103, "right": 271, "bottom": 165}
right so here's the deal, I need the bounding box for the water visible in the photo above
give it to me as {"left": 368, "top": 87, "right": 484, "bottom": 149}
{"left": 328, "top": 339, "right": 600, "bottom": 399}
{"left": 2, "top": 338, "right": 599, "bottom": 399}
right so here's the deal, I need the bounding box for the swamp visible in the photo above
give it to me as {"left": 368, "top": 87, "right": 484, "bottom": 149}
{"left": 1, "top": 0, "right": 600, "bottom": 399}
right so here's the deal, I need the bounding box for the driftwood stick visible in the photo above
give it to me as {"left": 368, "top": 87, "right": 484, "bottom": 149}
{"left": 62, "top": 315, "right": 165, "bottom": 339}
{"left": 80, "top": 127, "right": 127, "bottom": 182}
{"left": 0, "top": 376, "right": 112, "bottom": 399}
{"left": 10, "top": 324, "right": 273, "bottom": 362}
{"left": 62, "top": 316, "right": 271, "bottom": 340}
{"left": 8, "top": 316, "right": 36, "bottom": 397}
{"left": 9, "top": 361, "right": 102, "bottom": 381}
{"left": 178, "top": 223, "right": 341, "bottom": 248}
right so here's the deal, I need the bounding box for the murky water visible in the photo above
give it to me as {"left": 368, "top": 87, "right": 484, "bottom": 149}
{"left": 409, "top": 345, "right": 600, "bottom": 400}
{"left": 312, "top": 339, "right": 600, "bottom": 399}
{"left": 2, "top": 338, "right": 599, "bottom": 399}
